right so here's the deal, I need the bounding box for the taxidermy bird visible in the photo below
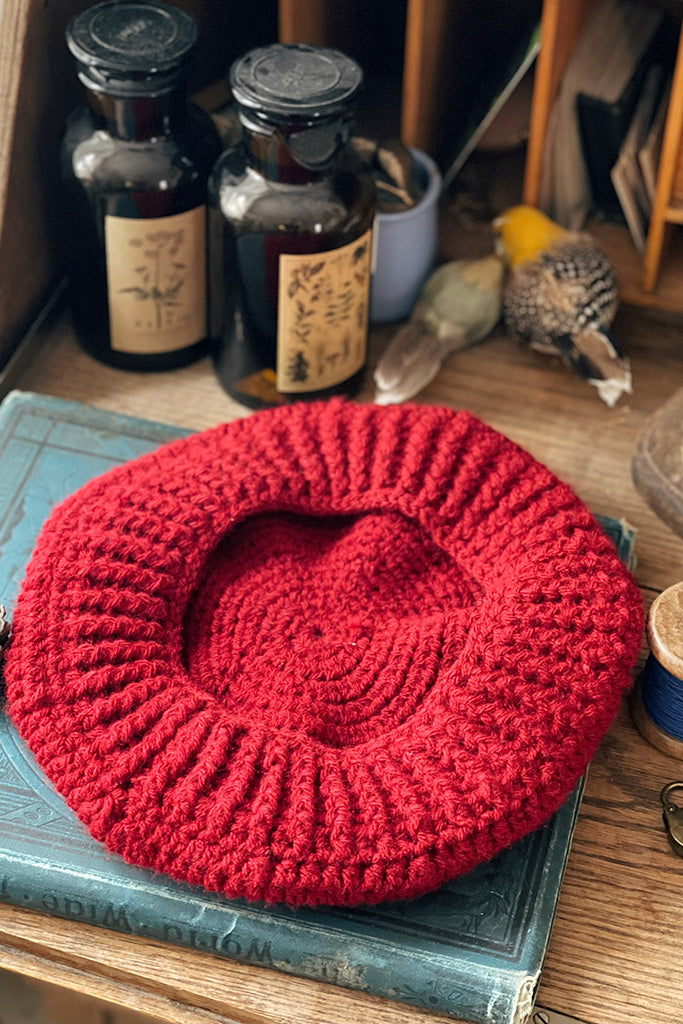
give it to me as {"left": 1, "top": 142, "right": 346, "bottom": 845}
{"left": 493, "top": 204, "right": 631, "bottom": 407}
{"left": 374, "top": 255, "right": 504, "bottom": 404}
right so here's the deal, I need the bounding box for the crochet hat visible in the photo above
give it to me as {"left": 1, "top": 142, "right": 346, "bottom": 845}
{"left": 4, "top": 400, "right": 642, "bottom": 907}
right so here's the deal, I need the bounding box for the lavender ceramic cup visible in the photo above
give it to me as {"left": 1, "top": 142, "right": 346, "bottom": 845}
{"left": 370, "top": 147, "right": 442, "bottom": 323}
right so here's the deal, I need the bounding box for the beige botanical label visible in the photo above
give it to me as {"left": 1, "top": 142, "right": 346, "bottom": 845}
{"left": 105, "top": 207, "right": 207, "bottom": 354}
{"left": 276, "top": 228, "right": 372, "bottom": 392}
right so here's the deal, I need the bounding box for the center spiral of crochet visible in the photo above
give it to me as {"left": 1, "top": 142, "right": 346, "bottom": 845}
{"left": 3, "top": 399, "right": 643, "bottom": 907}
{"left": 186, "top": 511, "right": 478, "bottom": 747}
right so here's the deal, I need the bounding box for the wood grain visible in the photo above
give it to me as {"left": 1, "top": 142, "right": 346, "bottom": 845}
{"left": 0, "top": 901, "right": 456, "bottom": 1024}
{"left": 0, "top": 0, "right": 53, "bottom": 363}
{"left": 10, "top": 302, "right": 683, "bottom": 1023}
{"left": 0, "top": 0, "right": 90, "bottom": 364}
{"left": 36, "top": 981, "right": 162, "bottom": 1024}
{"left": 525, "top": 0, "right": 683, "bottom": 315}
{"left": 523, "top": 0, "right": 594, "bottom": 206}
{"left": 400, "top": 0, "right": 453, "bottom": 152}
{"left": 278, "top": 0, "right": 332, "bottom": 47}
{"left": 645, "top": 18, "right": 683, "bottom": 293}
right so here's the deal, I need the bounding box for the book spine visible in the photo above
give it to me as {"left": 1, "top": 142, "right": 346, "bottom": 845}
{"left": 0, "top": 861, "right": 519, "bottom": 1024}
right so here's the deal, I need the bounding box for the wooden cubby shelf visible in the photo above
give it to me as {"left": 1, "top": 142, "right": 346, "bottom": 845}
{"left": 524, "top": 0, "right": 683, "bottom": 314}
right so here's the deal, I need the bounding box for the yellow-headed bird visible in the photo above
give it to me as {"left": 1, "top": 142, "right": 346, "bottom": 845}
{"left": 493, "top": 205, "right": 631, "bottom": 407}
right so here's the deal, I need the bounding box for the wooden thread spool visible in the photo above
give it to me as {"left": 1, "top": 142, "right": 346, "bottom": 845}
{"left": 632, "top": 581, "right": 683, "bottom": 759}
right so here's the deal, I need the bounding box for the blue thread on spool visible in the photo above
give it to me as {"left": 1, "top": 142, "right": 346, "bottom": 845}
{"left": 634, "top": 582, "right": 683, "bottom": 758}
{"left": 641, "top": 653, "right": 683, "bottom": 740}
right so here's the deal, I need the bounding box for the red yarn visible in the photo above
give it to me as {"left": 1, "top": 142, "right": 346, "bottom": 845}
{"left": 3, "top": 400, "right": 643, "bottom": 906}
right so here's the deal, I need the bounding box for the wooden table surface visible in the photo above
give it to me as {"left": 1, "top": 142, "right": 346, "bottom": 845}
{"left": 4, "top": 301, "right": 683, "bottom": 1024}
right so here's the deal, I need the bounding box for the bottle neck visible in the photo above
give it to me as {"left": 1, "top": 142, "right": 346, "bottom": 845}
{"left": 85, "top": 88, "right": 186, "bottom": 141}
{"left": 241, "top": 111, "right": 352, "bottom": 185}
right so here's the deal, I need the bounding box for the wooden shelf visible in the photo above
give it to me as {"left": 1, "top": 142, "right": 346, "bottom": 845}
{"left": 665, "top": 204, "right": 683, "bottom": 224}
{"left": 588, "top": 218, "right": 683, "bottom": 313}
{"left": 525, "top": 0, "right": 683, "bottom": 315}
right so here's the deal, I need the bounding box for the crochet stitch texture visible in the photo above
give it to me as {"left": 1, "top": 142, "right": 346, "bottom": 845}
{"left": 4, "top": 400, "right": 643, "bottom": 907}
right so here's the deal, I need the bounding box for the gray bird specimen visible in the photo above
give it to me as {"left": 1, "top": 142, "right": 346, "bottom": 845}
{"left": 374, "top": 255, "right": 504, "bottom": 404}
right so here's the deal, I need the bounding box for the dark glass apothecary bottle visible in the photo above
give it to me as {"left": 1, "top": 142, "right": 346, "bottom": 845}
{"left": 210, "top": 43, "right": 376, "bottom": 409}
{"left": 60, "top": 0, "right": 222, "bottom": 370}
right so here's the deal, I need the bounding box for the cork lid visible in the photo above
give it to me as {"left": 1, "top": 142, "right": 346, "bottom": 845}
{"left": 647, "top": 581, "right": 683, "bottom": 678}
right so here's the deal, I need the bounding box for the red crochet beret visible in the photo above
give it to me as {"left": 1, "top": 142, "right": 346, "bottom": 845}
{"left": 4, "top": 400, "right": 642, "bottom": 907}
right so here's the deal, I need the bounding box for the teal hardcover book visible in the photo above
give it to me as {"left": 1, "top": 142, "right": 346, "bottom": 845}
{"left": 0, "top": 389, "right": 624, "bottom": 1024}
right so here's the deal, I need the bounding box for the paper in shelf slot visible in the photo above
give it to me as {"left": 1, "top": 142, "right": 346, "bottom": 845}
{"left": 576, "top": 43, "right": 664, "bottom": 224}
{"left": 638, "top": 75, "right": 671, "bottom": 208}
{"left": 539, "top": 0, "right": 664, "bottom": 230}
{"left": 610, "top": 64, "right": 668, "bottom": 252}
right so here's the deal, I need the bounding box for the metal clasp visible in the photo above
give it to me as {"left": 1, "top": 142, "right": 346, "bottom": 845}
{"left": 0, "top": 605, "right": 10, "bottom": 648}
{"left": 661, "top": 782, "right": 683, "bottom": 856}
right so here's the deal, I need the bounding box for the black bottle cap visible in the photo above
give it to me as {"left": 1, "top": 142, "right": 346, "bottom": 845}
{"left": 230, "top": 43, "right": 363, "bottom": 122}
{"left": 66, "top": 0, "right": 198, "bottom": 96}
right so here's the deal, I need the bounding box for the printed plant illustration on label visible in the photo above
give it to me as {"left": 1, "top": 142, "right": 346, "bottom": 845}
{"left": 277, "top": 228, "right": 372, "bottom": 393}
{"left": 106, "top": 206, "right": 207, "bottom": 354}
{"left": 121, "top": 228, "right": 188, "bottom": 330}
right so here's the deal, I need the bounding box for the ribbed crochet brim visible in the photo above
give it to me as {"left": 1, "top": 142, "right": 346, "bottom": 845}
{"left": 4, "top": 399, "right": 643, "bottom": 907}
